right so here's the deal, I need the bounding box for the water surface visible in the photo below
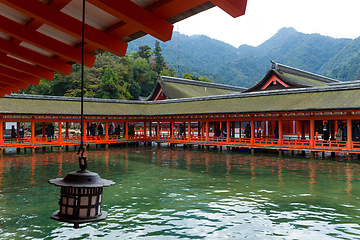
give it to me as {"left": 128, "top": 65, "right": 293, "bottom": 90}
{"left": 0, "top": 146, "right": 360, "bottom": 239}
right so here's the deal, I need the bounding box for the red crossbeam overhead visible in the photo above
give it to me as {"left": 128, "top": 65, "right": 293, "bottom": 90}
{"left": 0, "top": 82, "right": 19, "bottom": 93}
{"left": 87, "top": 0, "right": 173, "bottom": 41}
{"left": 0, "top": 15, "right": 96, "bottom": 67}
{"left": 0, "top": 38, "right": 72, "bottom": 75}
{"left": 0, "top": 76, "right": 29, "bottom": 89}
{"left": 0, "top": 65, "right": 40, "bottom": 86}
{"left": 0, "top": 53, "right": 54, "bottom": 81}
{"left": 0, "top": 0, "right": 247, "bottom": 97}
{"left": 1, "top": 0, "right": 128, "bottom": 57}
{"left": 212, "top": 0, "right": 247, "bottom": 18}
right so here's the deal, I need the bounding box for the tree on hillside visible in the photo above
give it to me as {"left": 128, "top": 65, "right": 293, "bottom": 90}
{"left": 183, "top": 72, "right": 212, "bottom": 83}
{"left": 97, "top": 67, "right": 121, "bottom": 99}
{"left": 137, "top": 45, "right": 152, "bottom": 62}
{"left": 131, "top": 57, "right": 157, "bottom": 97}
{"left": 198, "top": 76, "right": 212, "bottom": 83}
{"left": 183, "top": 72, "right": 198, "bottom": 80}
{"left": 153, "top": 40, "right": 165, "bottom": 74}
{"left": 160, "top": 67, "right": 177, "bottom": 77}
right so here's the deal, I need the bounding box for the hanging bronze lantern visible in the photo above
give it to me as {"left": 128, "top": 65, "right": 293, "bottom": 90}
{"left": 49, "top": 157, "right": 115, "bottom": 228}
{"left": 49, "top": 0, "right": 115, "bottom": 229}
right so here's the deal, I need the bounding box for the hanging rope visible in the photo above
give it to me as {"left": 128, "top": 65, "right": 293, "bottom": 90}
{"left": 77, "top": 0, "right": 87, "bottom": 171}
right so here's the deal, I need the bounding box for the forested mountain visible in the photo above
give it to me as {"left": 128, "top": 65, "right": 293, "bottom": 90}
{"left": 22, "top": 27, "right": 360, "bottom": 99}
{"left": 129, "top": 27, "right": 359, "bottom": 87}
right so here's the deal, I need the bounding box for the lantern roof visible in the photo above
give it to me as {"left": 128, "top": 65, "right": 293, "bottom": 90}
{"left": 49, "top": 170, "right": 115, "bottom": 187}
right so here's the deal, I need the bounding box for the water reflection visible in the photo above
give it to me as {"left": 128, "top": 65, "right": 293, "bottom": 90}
{"left": 0, "top": 146, "right": 360, "bottom": 239}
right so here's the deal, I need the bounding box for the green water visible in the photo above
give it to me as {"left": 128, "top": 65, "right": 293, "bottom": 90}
{"left": 0, "top": 146, "right": 360, "bottom": 239}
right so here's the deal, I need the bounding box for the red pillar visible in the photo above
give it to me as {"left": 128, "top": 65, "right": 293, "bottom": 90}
{"left": 31, "top": 119, "right": 35, "bottom": 144}
{"left": 347, "top": 116, "right": 352, "bottom": 149}
{"left": 143, "top": 121, "right": 147, "bottom": 138}
{"left": 250, "top": 119, "right": 255, "bottom": 144}
{"left": 0, "top": 117, "right": 3, "bottom": 146}
{"left": 310, "top": 118, "right": 315, "bottom": 147}
{"left": 58, "top": 121, "right": 62, "bottom": 143}
{"left": 157, "top": 121, "right": 160, "bottom": 139}
{"left": 170, "top": 121, "right": 173, "bottom": 139}
{"left": 17, "top": 122, "right": 20, "bottom": 137}
{"left": 105, "top": 121, "right": 109, "bottom": 141}
{"left": 82, "top": 120, "right": 87, "bottom": 143}
{"left": 188, "top": 121, "right": 191, "bottom": 141}
{"left": 226, "top": 119, "right": 230, "bottom": 143}
{"left": 125, "top": 121, "right": 129, "bottom": 140}
{"left": 206, "top": 120, "right": 209, "bottom": 142}
{"left": 278, "top": 118, "right": 283, "bottom": 145}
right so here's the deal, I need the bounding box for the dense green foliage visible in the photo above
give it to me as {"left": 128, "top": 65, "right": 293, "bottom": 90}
{"left": 21, "top": 42, "right": 178, "bottom": 99}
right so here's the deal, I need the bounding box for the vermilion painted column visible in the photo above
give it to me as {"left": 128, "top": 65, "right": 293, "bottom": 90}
{"left": 226, "top": 119, "right": 230, "bottom": 143}
{"left": 125, "top": 121, "right": 129, "bottom": 140}
{"left": 170, "top": 121, "right": 173, "bottom": 139}
{"left": 143, "top": 121, "right": 147, "bottom": 139}
{"left": 310, "top": 118, "right": 315, "bottom": 147}
{"left": 82, "top": 120, "right": 87, "bottom": 143}
{"left": 31, "top": 118, "right": 35, "bottom": 144}
{"left": 58, "top": 121, "right": 62, "bottom": 143}
{"left": 105, "top": 121, "right": 109, "bottom": 141}
{"left": 278, "top": 118, "right": 283, "bottom": 146}
{"left": 250, "top": 119, "right": 255, "bottom": 144}
{"left": 0, "top": 117, "right": 3, "bottom": 146}
{"left": 347, "top": 116, "right": 352, "bottom": 149}
{"left": 157, "top": 121, "right": 160, "bottom": 139}
{"left": 17, "top": 122, "right": 20, "bottom": 137}
{"left": 188, "top": 121, "right": 191, "bottom": 141}
{"left": 206, "top": 120, "right": 209, "bottom": 142}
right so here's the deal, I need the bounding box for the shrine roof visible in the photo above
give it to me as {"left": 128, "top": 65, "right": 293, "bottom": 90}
{"left": 244, "top": 62, "right": 340, "bottom": 92}
{"left": 2, "top": 83, "right": 360, "bottom": 117}
{"left": 146, "top": 76, "right": 246, "bottom": 100}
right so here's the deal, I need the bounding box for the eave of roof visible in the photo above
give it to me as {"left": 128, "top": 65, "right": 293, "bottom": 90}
{"left": 146, "top": 76, "right": 246, "bottom": 100}
{"left": 2, "top": 83, "right": 360, "bottom": 117}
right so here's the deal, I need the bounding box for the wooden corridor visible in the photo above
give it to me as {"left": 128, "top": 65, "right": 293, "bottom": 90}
{"left": 2, "top": 112, "right": 360, "bottom": 156}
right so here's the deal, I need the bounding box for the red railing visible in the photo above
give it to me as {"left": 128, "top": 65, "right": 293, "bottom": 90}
{"left": 2, "top": 134, "right": 360, "bottom": 154}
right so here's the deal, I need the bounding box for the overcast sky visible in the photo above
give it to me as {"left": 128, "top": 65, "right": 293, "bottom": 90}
{"left": 174, "top": 0, "right": 360, "bottom": 48}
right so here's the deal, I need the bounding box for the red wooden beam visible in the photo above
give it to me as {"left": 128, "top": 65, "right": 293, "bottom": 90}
{"left": 0, "top": 38, "right": 72, "bottom": 75}
{"left": 0, "top": 52, "right": 54, "bottom": 81}
{"left": 0, "top": 82, "right": 19, "bottom": 92}
{"left": 0, "top": 15, "right": 96, "bottom": 67}
{"left": 106, "top": 0, "right": 210, "bottom": 40}
{"left": 0, "top": 0, "right": 128, "bottom": 57}
{"left": 211, "top": 0, "right": 247, "bottom": 18}
{"left": 0, "top": 88, "right": 11, "bottom": 97}
{"left": 0, "top": 65, "right": 40, "bottom": 85}
{"left": 0, "top": 75, "right": 29, "bottom": 89}
{"left": 151, "top": 0, "right": 209, "bottom": 20}
{"left": 88, "top": 0, "right": 173, "bottom": 41}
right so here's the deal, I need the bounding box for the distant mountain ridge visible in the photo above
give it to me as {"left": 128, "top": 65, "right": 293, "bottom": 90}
{"left": 128, "top": 27, "right": 360, "bottom": 87}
